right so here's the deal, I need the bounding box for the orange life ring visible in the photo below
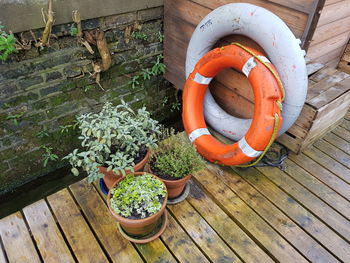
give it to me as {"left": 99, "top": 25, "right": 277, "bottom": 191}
{"left": 182, "top": 44, "right": 283, "bottom": 165}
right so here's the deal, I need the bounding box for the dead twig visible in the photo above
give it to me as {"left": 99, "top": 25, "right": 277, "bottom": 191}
{"left": 38, "top": 0, "right": 54, "bottom": 47}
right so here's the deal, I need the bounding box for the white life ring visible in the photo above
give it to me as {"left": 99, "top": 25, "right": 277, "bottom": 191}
{"left": 185, "top": 3, "right": 307, "bottom": 140}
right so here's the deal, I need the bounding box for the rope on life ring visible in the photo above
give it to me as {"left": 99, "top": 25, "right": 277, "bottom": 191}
{"left": 182, "top": 44, "right": 284, "bottom": 166}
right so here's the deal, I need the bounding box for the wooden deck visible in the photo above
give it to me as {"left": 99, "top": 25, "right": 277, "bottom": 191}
{"left": 1, "top": 115, "right": 350, "bottom": 263}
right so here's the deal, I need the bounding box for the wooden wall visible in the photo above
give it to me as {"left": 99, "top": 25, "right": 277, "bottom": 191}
{"left": 307, "top": 0, "right": 350, "bottom": 67}
{"left": 164, "top": 0, "right": 350, "bottom": 119}
{"left": 164, "top": 0, "right": 323, "bottom": 118}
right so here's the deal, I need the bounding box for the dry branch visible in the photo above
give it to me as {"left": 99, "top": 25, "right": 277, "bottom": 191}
{"left": 39, "top": 0, "right": 54, "bottom": 47}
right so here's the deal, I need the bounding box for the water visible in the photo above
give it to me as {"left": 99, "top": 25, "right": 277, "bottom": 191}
{"left": 0, "top": 166, "right": 85, "bottom": 219}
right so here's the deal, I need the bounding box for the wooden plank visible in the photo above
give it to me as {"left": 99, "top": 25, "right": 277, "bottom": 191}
{"left": 307, "top": 31, "right": 350, "bottom": 60}
{"left": 289, "top": 152, "right": 350, "bottom": 201}
{"left": 186, "top": 180, "right": 274, "bottom": 263}
{"left": 0, "top": 212, "right": 41, "bottom": 263}
{"left": 306, "top": 70, "right": 349, "bottom": 101}
{"left": 193, "top": 169, "right": 308, "bottom": 263}
{"left": 314, "top": 46, "right": 345, "bottom": 65}
{"left": 210, "top": 80, "right": 254, "bottom": 119}
{"left": 283, "top": 159, "right": 350, "bottom": 220}
{"left": 47, "top": 189, "right": 108, "bottom": 263}
{"left": 199, "top": 165, "right": 339, "bottom": 263}
{"left": 324, "top": 132, "right": 350, "bottom": 154}
{"left": 256, "top": 164, "right": 350, "bottom": 241}
{"left": 332, "top": 126, "right": 350, "bottom": 142}
{"left": 303, "top": 145, "right": 350, "bottom": 184}
{"left": 317, "top": 0, "right": 350, "bottom": 27}
{"left": 168, "top": 200, "right": 243, "bottom": 263}
{"left": 314, "top": 139, "right": 350, "bottom": 169}
{"left": 69, "top": 180, "right": 143, "bottom": 263}
{"left": 134, "top": 239, "right": 178, "bottom": 263}
{"left": 311, "top": 16, "right": 350, "bottom": 46}
{"left": 22, "top": 200, "right": 75, "bottom": 263}
{"left": 341, "top": 119, "right": 350, "bottom": 130}
{"left": 0, "top": 244, "right": 7, "bottom": 263}
{"left": 300, "top": 119, "right": 343, "bottom": 152}
{"left": 301, "top": 0, "right": 326, "bottom": 50}
{"left": 233, "top": 167, "right": 350, "bottom": 262}
{"left": 308, "top": 78, "right": 350, "bottom": 108}
{"left": 276, "top": 132, "right": 303, "bottom": 153}
{"left": 161, "top": 212, "right": 210, "bottom": 263}
{"left": 309, "top": 66, "right": 338, "bottom": 82}
{"left": 190, "top": 0, "right": 307, "bottom": 37}
{"left": 267, "top": 0, "right": 315, "bottom": 14}
{"left": 316, "top": 86, "right": 350, "bottom": 119}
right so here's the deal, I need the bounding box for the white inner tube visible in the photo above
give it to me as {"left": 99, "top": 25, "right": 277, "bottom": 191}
{"left": 185, "top": 3, "right": 307, "bottom": 141}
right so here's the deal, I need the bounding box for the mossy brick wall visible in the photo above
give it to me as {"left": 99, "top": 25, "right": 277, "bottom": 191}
{"left": 0, "top": 6, "right": 179, "bottom": 194}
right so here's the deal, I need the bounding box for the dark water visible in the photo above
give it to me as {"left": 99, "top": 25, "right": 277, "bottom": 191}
{"left": 0, "top": 166, "right": 85, "bottom": 219}
{"left": 0, "top": 116, "right": 184, "bottom": 219}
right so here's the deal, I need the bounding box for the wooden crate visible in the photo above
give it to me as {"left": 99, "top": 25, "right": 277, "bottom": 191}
{"left": 338, "top": 42, "right": 350, "bottom": 74}
{"left": 277, "top": 66, "right": 350, "bottom": 153}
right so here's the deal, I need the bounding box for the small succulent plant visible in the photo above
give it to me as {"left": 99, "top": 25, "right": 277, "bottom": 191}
{"left": 110, "top": 173, "right": 166, "bottom": 218}
{"left": 64, "top": 101, "right": 161, "bottom": 182}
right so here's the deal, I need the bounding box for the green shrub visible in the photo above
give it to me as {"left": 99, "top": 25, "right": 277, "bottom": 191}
{"left": 63, "top": 101, "right": 161, "bottom": 182}
{"left": 0, "top": 25, "right": 16, "bottom": 61}
{"left": 152, "top": 135, "right": 205, "bottom": 179}
{"left": 110, "top": 173, "right": 166, "bottom": 218}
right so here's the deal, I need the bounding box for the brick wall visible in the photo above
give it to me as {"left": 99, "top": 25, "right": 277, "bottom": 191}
{"left": 0, "top": 6, "right": 179, "bottom": 194}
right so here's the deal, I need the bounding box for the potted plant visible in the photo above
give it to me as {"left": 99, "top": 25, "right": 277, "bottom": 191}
{"left": 64, "top": 101, "right": 161, "bottom": 189}
{"left": 107, "top": 172, "right": 168, "bottom": 243}
{"left": 150, "top": 135, "right": 205, "bottom": 199}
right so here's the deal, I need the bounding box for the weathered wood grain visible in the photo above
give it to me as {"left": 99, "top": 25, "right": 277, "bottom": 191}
{"left": 234, "top": 167, "right": 350, "bottom": 262}
{"left": 0, "top": 212, "right": 41, "bottom": 263}
{"left": 186, "top": 180, "right": 274, "bottom": 263}
{"left": 22, "top": 200, "right": 75, "bottom": 263}
{"left": 47, "top": 189, "right": 108, "bottom": 263}
{"left": 168, "top": 199, "right": 243, "bottom": 263}
{"left": 289, "top": 152, "right": 350, "bottom": 201}
{"left": 193, "top": 169, "right": 308, "bottom": 263}
{"left": 161, "top": 212, "right": 210, "bottom": 263}
{"left": 283, "top": 159, "right": 350, "bottom": 220}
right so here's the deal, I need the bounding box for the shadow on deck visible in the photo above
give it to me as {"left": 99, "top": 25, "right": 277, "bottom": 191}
{"left": 1, "top": 115, "right": 350, "bottom": 263}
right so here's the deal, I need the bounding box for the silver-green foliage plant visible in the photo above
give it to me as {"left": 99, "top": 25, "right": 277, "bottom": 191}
{"left": 110, "top": 173, "right": 166, "bottom": 218}
{"left": 152, "top": 135, "right": 205, "bottom": 179}
{"left": 0, "top": 25, "right": 16, "bottom": 61}
{"left": 63, "top": 101, "right": 161, "bottom": 182}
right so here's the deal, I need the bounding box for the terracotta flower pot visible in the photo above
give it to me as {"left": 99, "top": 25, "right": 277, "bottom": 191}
{"left": 99, "top": 151, "right": 149, "bottom": 190}
{"left": 107, "top": 172, "right": 168, "bottom": 237}
{"left": 149, "top": 166, "right": 192, "bottom": 199}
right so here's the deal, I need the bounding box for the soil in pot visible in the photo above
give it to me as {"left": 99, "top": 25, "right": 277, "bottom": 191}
{"left": 150, "top": 158, "right": 192, "bottom": 199}
{"left": 101, "top": 145, "right": 149, "bottom": 189}
{"left": 107, "top": 172, "right": 168, "bottom": 239}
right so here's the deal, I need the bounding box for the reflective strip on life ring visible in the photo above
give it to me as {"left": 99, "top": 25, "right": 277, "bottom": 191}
{"left": 183, "top": 45, "right": 283, "bottom": 165}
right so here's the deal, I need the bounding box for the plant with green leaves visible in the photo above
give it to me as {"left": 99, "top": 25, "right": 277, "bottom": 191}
{"left": 0, "top": 25, "right": 16, "bottom": 61}
{"left": 41, "top": 145, "right": 59, "bottom": 167}
{"left": 6, "top": 112, "right": 24, "bottom": 125}
{"left": 151, "top": 54, "right": 166, "bottom": 75}
{"left": 152, "top": 135, "right": 205, "bottom": 179}
{"left": 110, "top": 173, "right": 166, "bottom": 218}
{"left": 63, "top": 101, "right": 161, "bottom": 182}
{"left": 36, "top": 128, "right": 50, "bottom": 138}
{"left": 131, "top": 30, "right": 148, "bottom": 41}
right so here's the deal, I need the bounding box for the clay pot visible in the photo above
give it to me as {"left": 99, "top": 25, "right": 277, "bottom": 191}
{"left": 99, "top": 151, "right": 149, "bottom": 190}
{"left": 149, "top": 166, "right": 192, "bottom": 199}
{"left": 107, "top": 172, "right": 168, "bottom": 237}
